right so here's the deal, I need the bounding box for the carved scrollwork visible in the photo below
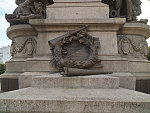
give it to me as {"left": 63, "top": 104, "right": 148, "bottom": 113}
{"left": 118, "top": 35, "right": 148, "bottom": 58}
{"left": 48, "top": 26, "right": 101, "bottom": 71}
{"left": 10, "top": 37, "right": 37, "bottom": 57}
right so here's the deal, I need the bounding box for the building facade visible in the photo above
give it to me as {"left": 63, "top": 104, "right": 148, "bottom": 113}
{"left": 0, "top": 46, "right": 11, "bottom": 64}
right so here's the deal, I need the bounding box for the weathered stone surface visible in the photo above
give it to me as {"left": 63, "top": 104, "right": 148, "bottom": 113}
{"left": 28, "top": 18, "right": 126, "bottom": 73}
{"left": 5, "top": 24, "right": 37, "bottom": 70}
{"left": 132, "top": 73, "right": 150, "bottom": 80}
{"left": 96, "top": 56, "right": 129, "bottom": 72}
{"left": 29, "top": 18, "right": 125, "bottom": 61}
{"left": 47, "top": 0, "right": 109, "bottom": 19}
{"left": 129, "top": 59, "right": 150, "bottom": 73}
{"left": 19, "top": 72, "right": 53, "bottom": 89}
{"left": 111, "top": 73, "right": 136, "bottom": 90}
{"left": 0, "top": 87, "right": 150, "bottom": 113}
{"left": 119, "top": 22, "right": 150, "bottom": 38}
{"left": 118, "top": 35, "right": 148, "bottom": 58}
{"left": 5, "top": 59, "right": 27, "bottom": 73}
{"left": 1, "top": 1, "right": 150, "bottom": 112}
{"left": 32, "top": 73, "right": 119, "bottom": 89}
{"left": 1, "top": 24, "right": 37, "bottom": 92}
{"left": 7, "top": 24, "right": 37, "bottom": 40}
{"left": 29, "top": 18, "right": 126, "bottom": 31}
{"left": 26, "top": 57, "right": 58, "bottom": 72}
{"left": 7, "top": 24, "right": 37, "bottom": 58}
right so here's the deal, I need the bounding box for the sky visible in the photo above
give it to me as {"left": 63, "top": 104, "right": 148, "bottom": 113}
{"left": 0, "top": 0, "right": 16, "bottom": 48}
{"left": 0, "top": 0, "right": 150, "bottom": 48}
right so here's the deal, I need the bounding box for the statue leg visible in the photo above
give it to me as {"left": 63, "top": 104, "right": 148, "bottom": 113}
{"left": 126, "top": 0, "right": 132, "bottom": 21}
{"left": 116, "top": 0, "right": 122, "bottom": 17}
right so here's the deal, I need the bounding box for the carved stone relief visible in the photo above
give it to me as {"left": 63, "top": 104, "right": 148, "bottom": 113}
{"left": 10, "top": 37, "right": 37, "bottom": 57}
{"left": 118, "top": 35, "right": 148, "bottom": 58}
{"left": 48, "top": 26, "right": 103, "bottom": 76}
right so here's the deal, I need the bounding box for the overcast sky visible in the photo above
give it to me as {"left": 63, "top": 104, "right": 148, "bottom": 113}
{"left": 0, "top": 0, "right": 150, "bottom": 48}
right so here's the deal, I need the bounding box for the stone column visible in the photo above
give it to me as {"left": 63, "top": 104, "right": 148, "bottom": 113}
{"left": 0, "top": 24, "right": 37, "bottom": 92}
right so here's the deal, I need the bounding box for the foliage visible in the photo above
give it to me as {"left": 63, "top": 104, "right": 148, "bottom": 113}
{"left": 0, "top": 64, "right": 5, "bottom": 75}
{"left": 147, "top": 47, "right": 150, "bottom": 60}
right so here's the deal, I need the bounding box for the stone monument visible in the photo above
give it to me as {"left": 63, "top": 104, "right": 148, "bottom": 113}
{"left": 1, "top": 0, "right": 150, "bottom": 112}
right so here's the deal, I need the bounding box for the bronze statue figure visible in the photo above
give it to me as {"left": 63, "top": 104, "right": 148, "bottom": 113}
{"left": 102, "top": 0, "right": 141, "bottom": 21}
{"left": 5, "top": 0, "right": 54, "bottom": 26}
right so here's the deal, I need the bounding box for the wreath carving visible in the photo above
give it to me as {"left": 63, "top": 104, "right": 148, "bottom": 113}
{"left": 48, "top": 25, "right": 101, "bottom": 71}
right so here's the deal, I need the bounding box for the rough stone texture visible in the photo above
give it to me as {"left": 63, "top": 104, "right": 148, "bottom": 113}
{"left": 29, "top": 18, "right": 125, "bottom": 57}
{"left": 32, "top": 73, "right": 119, "bottom": 89}
{"left": 1, "top": 24, "right": 37, "bottom": 91}
{"left": 28, "top": 18, "right": 125, "bottom": 73}
{"left": 35, "top": 31, "right": 119, "bottom": 56}
{"left": 0, "top": 87, "right": 150, "bottom": 113}
{"left": 1, "top": 1, "right": 150, "bottom": 112}
{"left": 100, "top": 59, "right": 129, "bottom": 72}
{"left": 26, "top": 57, "right": 58, "bottom": 72}
{"left": 5, "top": 59, "right": 26, "bottom": 73}
{"left": 111, "top": 73, "right": 136, "bottom": 90}
{"left": 19, "top": 72, "right": 53, "bottom": 89}
{"left": 0, "top": 72, "right": 21, "bottom": 79}
{"left": 119, "top": 22, "right": 150, "bottom": 38}
{"left": 129, "top": 60, "right": 150, "bottom": 73}
{"left": 118, "top": 35, "right": 148, "bottom": 59}
{"left": 7, "top": 24, "right": 37, "bottom": 40}
{"left": 7, "top": 24, "right": 37, "bottom": 58}
{"left": 91, "top": 32, "right": 118, "bottom": 55}
{"left": 47, "top": 0, "right": 109, "bottom": 19}
{"left": 21, "top": 73, "right": 136, "bottom": 90}
{"left": 132, "top": 73, "right": 150, "bottom": 80}
{"left": 29, "top": 18, "right": 126, "bottom": 30}
{"left": 4, "top": 21, "right": 150, "bottom": 91}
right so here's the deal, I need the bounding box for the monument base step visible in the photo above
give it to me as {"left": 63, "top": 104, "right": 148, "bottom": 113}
{"left": 0, "top": 87, "right": 150, "bottom": 113}
{"left": 32, "top": 73, "right": 119, "bottom": 89}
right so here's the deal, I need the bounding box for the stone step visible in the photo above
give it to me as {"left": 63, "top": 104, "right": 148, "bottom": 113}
{"left": 0, "top": 87, "right": 150, "bottom": 113}
{"left": 32, "top": 73, "right": 119, "bottom": 89}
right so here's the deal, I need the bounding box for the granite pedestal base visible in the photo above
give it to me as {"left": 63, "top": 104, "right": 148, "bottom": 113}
{"left": 0, "top": 73, "right": 150, "bottom": 113}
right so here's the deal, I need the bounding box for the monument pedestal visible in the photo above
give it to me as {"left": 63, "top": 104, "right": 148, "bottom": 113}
{"left": 1, "top": 0, "right": 150, "bottom": 93}
{"left": 0, "top": 24, "right": 37, "bottom": 92}
{"left": 0, "top": 73, "right": 150, "bottom": 113}
{"left": 1, "top": 0, "right": 150, "bottom": 112}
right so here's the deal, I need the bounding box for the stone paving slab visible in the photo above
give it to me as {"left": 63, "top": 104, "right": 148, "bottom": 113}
{"left": 0, "top": 87, "right": 150, "bottom": 113}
